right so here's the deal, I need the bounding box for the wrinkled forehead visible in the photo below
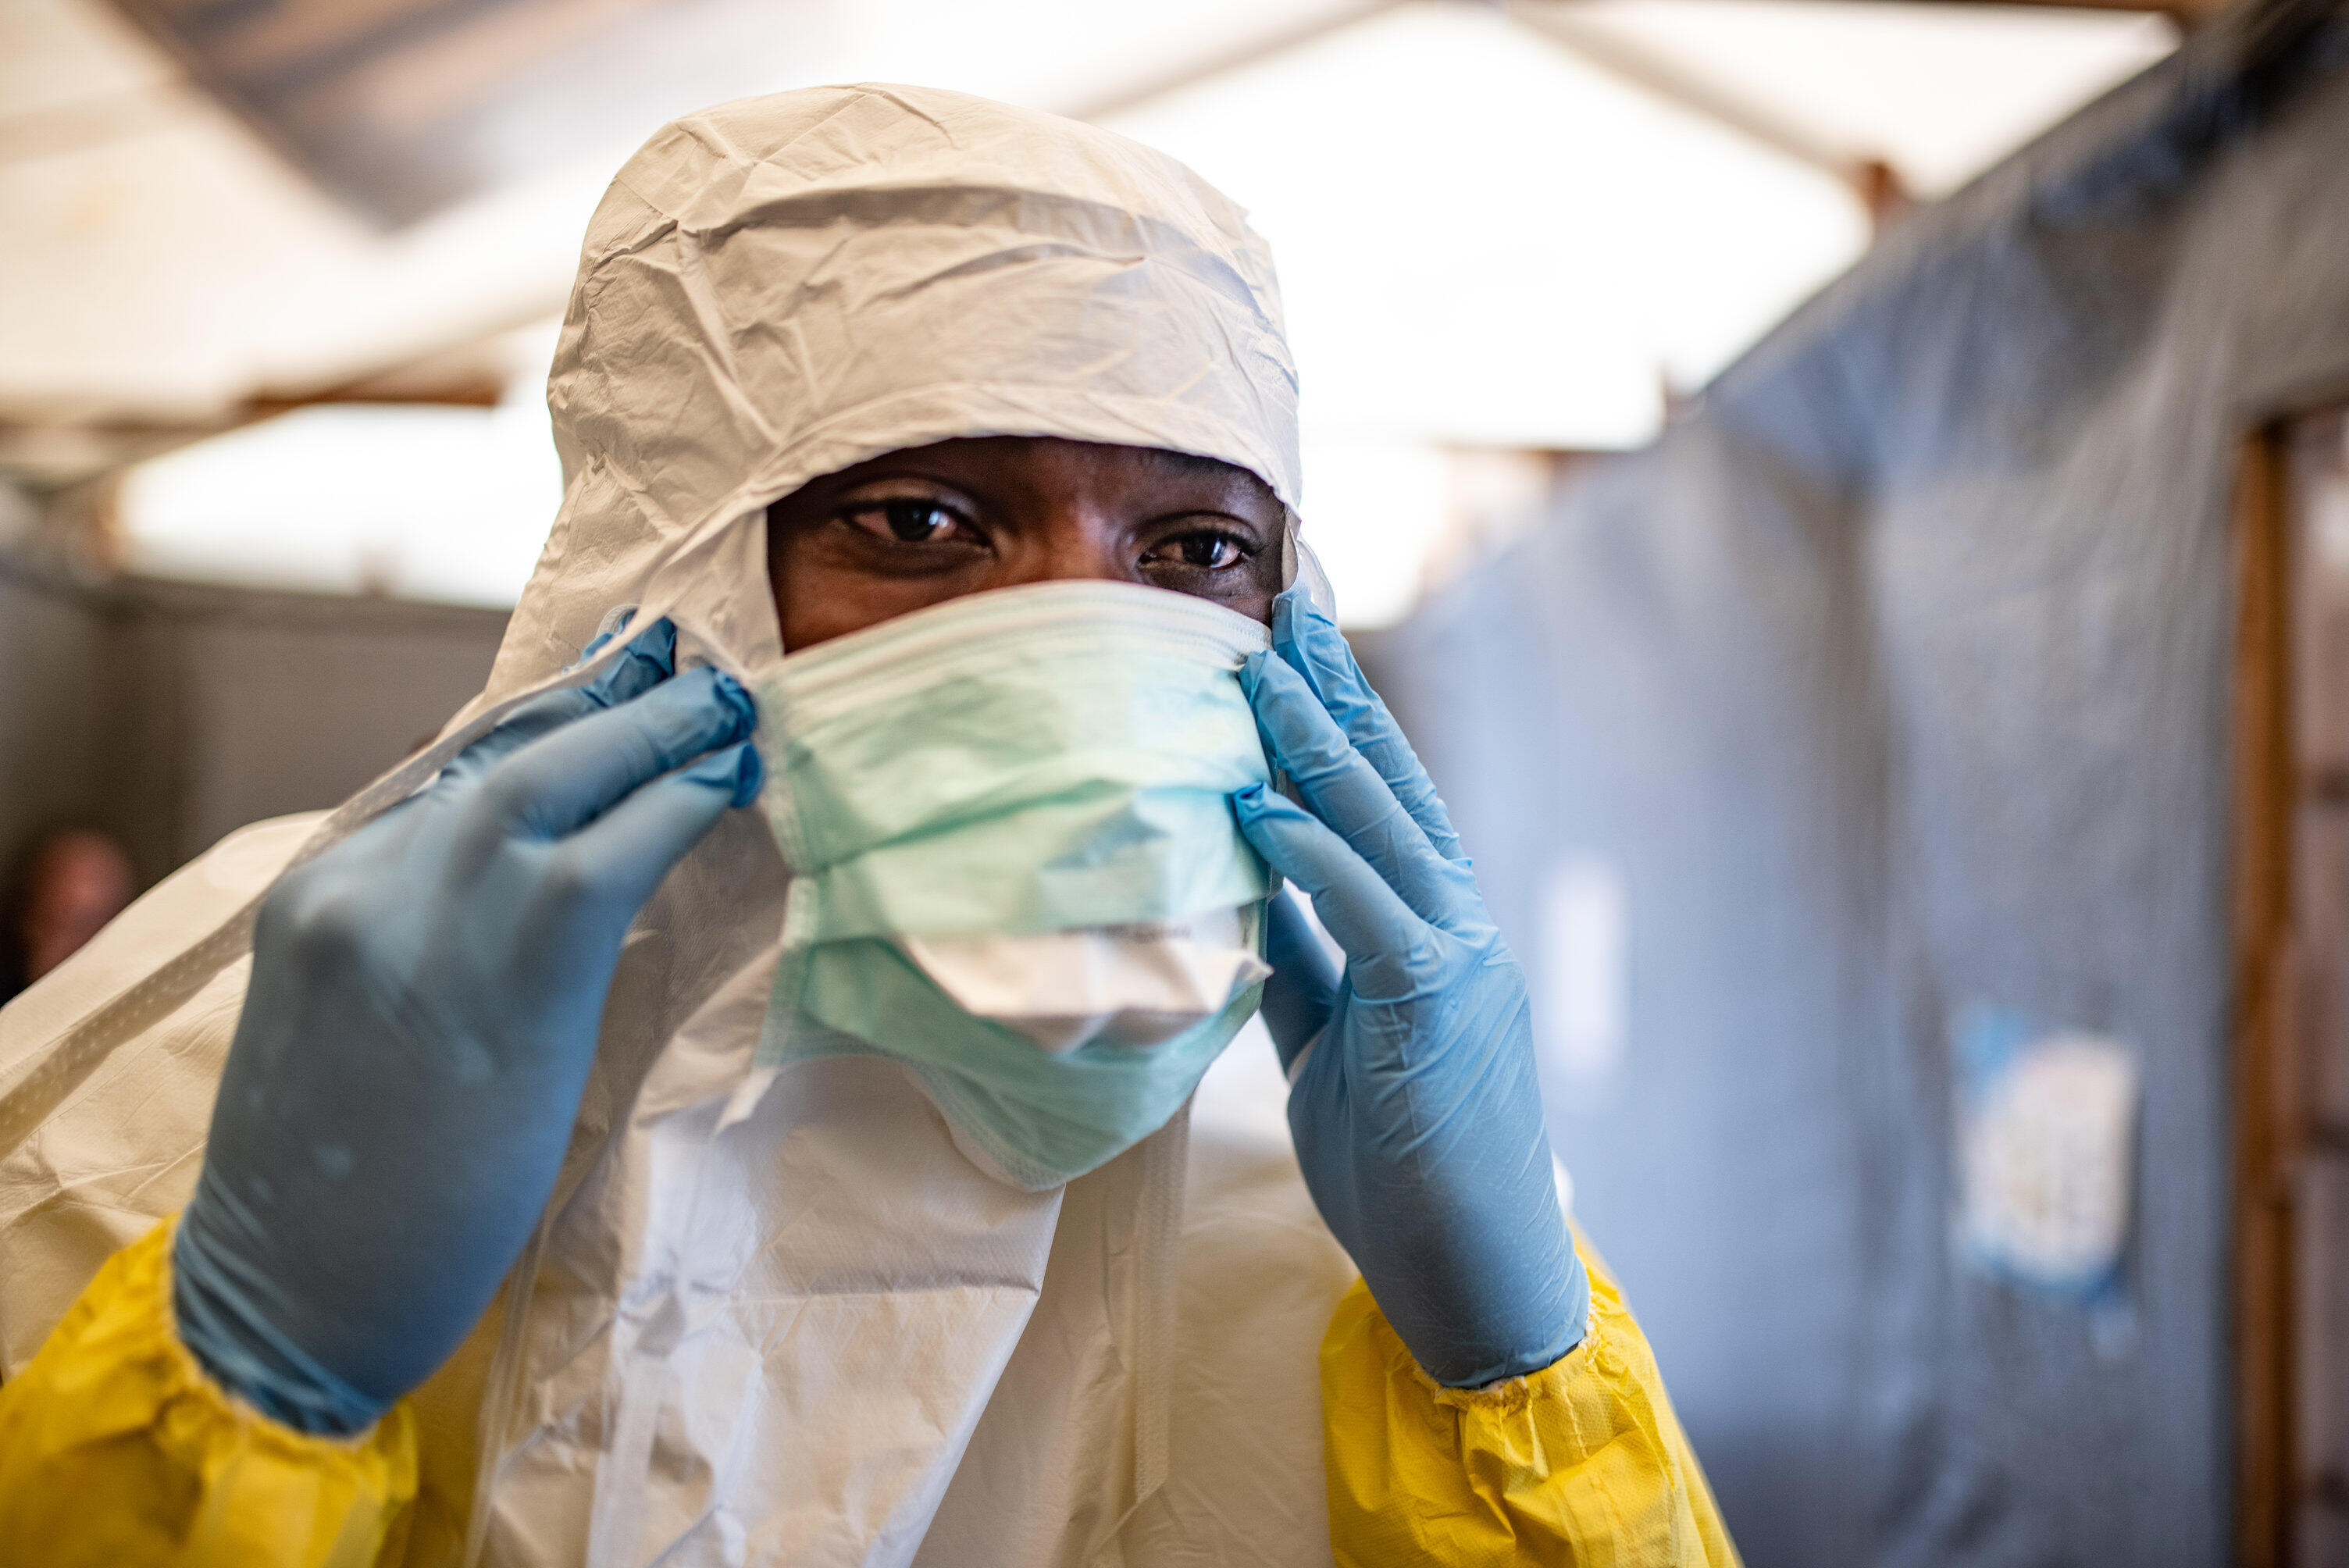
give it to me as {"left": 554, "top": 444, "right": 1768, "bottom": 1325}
{"left": 778, "top": 436, "right": 1283, "bottom": 501}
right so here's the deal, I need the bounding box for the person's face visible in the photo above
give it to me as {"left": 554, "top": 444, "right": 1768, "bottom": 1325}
{"left": 20, "top": 832, "right": 132, "bottom": 981}
{"left": 767, "top": 437, "right": 1285, "bottom": 649}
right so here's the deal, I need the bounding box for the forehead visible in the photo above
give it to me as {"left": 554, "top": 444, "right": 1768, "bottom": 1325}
{"left": 819, "top": 437, "right": 1278, "bottom": 501}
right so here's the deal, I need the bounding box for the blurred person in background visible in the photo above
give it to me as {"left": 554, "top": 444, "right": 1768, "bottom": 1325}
{"left": 0, "top": 828, "right": 134, "bottom": 1002}
{"left": 0, "top": 87, "right": 1735, "bottom": 1566}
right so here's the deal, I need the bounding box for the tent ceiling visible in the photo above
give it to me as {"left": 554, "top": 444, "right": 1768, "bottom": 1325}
{"left": 1549, "top": 0, "right": 2183, "bottom": 195}
{"left": 2, "top": 0, "right": 2180, "bottom": 484}
{"left": 1103, "top": 2, "right": 1877, "bottom": 449}
{"left": 102, "top": 0, "right": 1395, "bottom": 225}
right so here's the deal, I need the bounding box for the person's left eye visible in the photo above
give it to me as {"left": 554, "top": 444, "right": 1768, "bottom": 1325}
{"left": 1147, "top": 529, "right": 1249, "bottom": 571}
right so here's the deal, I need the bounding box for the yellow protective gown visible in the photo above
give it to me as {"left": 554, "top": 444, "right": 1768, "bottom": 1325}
{"left": 0, "top": 1217, "right": 1734, "bottom": 1566}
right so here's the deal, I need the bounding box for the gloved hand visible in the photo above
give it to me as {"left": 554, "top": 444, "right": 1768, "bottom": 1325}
{"left": 1233, "top": 589, "right": 1586, "bottom": 1388}
{"left": 173, "top": 618, "right": 761, "bottom": 1434}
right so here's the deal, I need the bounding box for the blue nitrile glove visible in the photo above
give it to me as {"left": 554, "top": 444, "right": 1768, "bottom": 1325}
{"left": 173, "top": 618, "right": 761, "bottom": 1434}
{"left": 1232, "top": 589, "right": 1587, "bottom": 1388}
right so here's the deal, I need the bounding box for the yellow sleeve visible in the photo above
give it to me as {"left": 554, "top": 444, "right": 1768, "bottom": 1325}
{"left": 0, "top": 1216, "right": 419, "bottom": 1568}
{"left": 1319, "top": 1226, "right": 1740, "bottom": 1568}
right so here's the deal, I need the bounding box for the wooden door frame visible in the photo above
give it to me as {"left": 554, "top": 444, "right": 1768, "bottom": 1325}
{"left": 2233, "top": 418, "right": 2301, "bottom": 1568}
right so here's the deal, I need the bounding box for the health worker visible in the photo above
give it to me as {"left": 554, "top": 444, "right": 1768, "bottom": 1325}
{"left": 0, "top": 85, "right": 1738, "bottom": 1568}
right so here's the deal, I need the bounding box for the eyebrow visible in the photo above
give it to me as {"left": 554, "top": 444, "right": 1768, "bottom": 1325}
{"left": 1139, "top": 448, "right": 1281, "bottom": 509}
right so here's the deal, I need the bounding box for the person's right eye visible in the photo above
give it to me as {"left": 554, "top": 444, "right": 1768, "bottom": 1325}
{"left": 839, "top": 497, "right": 975, "bottom": 545}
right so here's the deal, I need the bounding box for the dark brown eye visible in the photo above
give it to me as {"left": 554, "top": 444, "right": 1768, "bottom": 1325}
{"left": 845, "top": 499, "right": 966, "bottom": 543}
{"left": 1156, "top": 530, "right": 1246, "bottom": 570}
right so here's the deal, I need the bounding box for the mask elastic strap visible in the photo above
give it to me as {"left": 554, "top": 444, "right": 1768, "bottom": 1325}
{"left": 459, "top": 1212, "right": 555, "bottom": 1568}
{"left": 1130, "top": 1096, "right": 1191, "bottom": 1509}
{"left": 1280, "top": 515, "right": 1338, "bottom": 620}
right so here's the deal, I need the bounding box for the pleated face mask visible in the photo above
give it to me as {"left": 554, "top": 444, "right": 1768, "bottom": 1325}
{"left": 753, "top": 579, "right": 1275, "bottom": 1190}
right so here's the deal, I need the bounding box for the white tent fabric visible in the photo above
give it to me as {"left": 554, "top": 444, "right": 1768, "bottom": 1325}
{"left": 4, "top": 0, "right": 2174, "bottom": 433}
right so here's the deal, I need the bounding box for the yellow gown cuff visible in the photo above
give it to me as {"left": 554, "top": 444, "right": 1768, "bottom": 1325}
{"left": 0, "top": 1215, "right": 418, "bottom": 1568}
{"left": 1318, "top": 1230, "right": 1741, "bottom": 1568}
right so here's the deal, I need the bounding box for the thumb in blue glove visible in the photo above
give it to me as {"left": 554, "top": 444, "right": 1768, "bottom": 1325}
{"left": 173, "top": 617, "right": 760, "bottom": 1433}
{"left": 1234, "top": 588, "right": 1585, "bottom": 1388}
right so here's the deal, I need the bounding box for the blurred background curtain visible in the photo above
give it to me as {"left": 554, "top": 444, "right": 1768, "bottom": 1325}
{"left": 1373, "top": 1, "right": 2349, "bottom": 1560}
{"left": 0, "top": 558, "right": 502, "bottom": 888}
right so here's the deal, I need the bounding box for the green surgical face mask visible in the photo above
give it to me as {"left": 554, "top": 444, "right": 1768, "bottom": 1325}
{"left": 752, "top": 580, "right": 1275, "bottom": 1191}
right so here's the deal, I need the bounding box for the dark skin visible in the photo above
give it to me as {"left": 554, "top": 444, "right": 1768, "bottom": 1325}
{"left": 766, "top": 435, "right": 1287, "bottom": 648}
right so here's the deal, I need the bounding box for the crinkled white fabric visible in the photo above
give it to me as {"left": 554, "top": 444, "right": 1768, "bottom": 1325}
{"left": 904, "top": 909, "right": 1272, "bottom": 1053}
{"left": 0, "top": 84, "right": 1353, "bottom": 1568}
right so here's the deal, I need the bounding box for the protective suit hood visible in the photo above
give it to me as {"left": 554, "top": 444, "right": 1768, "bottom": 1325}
{"left": 481, "top": 82, "right": 1303, "bottom": 701}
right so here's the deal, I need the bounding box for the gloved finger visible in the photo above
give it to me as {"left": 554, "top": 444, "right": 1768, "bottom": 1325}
{"left": 576, "top": 615, "right": 677, "bottom": 704}
{"left": 1260, "top": 886, "right": 1338, "bottom": 1072}
{"left": 1242, "top": 650, "right": 1477, "bottom": 927}
{"left": 480, "top": 666, "right": 756, "bottom": 841}
{"left": 440, "top": 618, "right": 680, "bottom": 788}
{"left": 556, "top": 741, "right": 761, "bottom": 918}
{"left": 1271, "top": 589, "right": 1465, "bottom": 864}
{"left": 1232, "top": 783, "right": 1441, "bottom": 1002}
